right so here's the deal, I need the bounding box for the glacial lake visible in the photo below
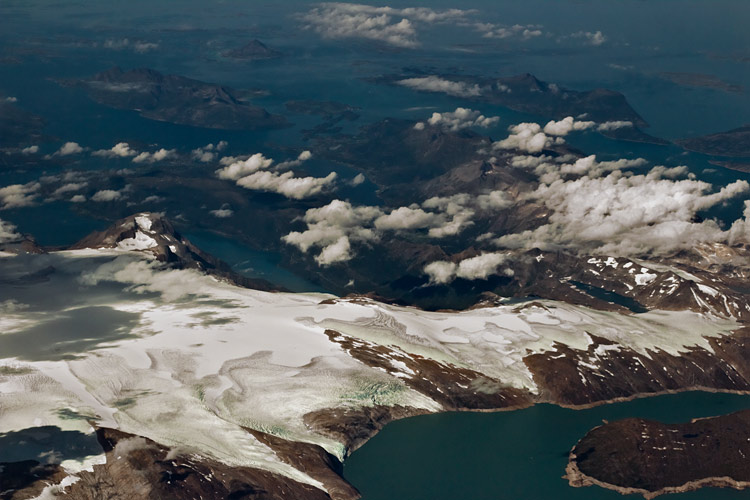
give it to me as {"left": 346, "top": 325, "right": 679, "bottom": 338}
{"left": 344, "top": 392, "right": 750, "bottom": 500}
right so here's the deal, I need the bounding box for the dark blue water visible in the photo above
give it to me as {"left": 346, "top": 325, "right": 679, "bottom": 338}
{"left": 345, "top": 392, "right": 750, "bottom": 500}
{"left": 2, "top": 0, "right": 748, "bottom": 252}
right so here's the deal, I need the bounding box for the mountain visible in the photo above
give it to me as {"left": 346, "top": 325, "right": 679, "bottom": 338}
{"left": 222, "top": 39, "right": 282, "bottom": 60}
{"left": 69, "top": 212, "right": 284, "bottom": 291}
{"left": 679, "top": 125, "right": 750, "bottom": 157}
{"left": 2, "top": 214, "right": 750, "bottom": 499}
{"left": 61, "top": 67, "right": 289, "bottom": 130}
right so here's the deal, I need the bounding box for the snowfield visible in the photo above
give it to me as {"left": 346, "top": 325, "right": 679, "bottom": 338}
{"left": 0, "top": 249, "right": 740, "bottom": 491}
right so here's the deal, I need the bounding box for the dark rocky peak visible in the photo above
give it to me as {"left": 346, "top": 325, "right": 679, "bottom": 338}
{"left": 223, "top": 39, "right": 282, "bottom": 60}
{"left": 69, "top": 213, "right": 283, "bottom": 292}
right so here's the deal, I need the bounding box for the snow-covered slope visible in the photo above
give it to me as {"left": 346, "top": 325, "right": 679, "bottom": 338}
{"left": 2, "top": 242, "right": 749, "bottom": 497}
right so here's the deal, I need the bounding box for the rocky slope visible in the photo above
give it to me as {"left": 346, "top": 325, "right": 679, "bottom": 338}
{"left": 567, "top": 409, "right": 750, "bottom": 498}
{"left": 2, "top": 216, "right": 750, "bottom": 499}
{"left": 69, "top": 212, "right": 283, "bottom": 291}
{"left": 61, "top": 67, "right": 288, "bottom": 130}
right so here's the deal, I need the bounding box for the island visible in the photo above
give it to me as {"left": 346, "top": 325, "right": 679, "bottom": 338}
{"left": 222, "top": 39, "right": 282, "bottom": 60}
{"left": 60, "top": 67, "right": 288, "bottom": 130}
{"left": 680, "top": 125, "right": 750, "bottom": 157}
{"left": 567, "top": 410, "right": 750, "bottom": 498}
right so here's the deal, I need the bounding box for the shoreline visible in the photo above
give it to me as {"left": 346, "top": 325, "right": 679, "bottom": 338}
{"left": 566, "top": 456, "right": 750, "bottom": 499}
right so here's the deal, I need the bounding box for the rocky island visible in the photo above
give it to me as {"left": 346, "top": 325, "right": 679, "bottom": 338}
{"left": 680, "top": 125, "right": 750, "bottom": 157}
{"left": 60, "top": 67, "right": 288, "bottom": 130}
{"left": 567, "top": 410, "right": 750, "bottom": 498}
{"left": 222, "top": 39, "right": 282, "bottom": 60}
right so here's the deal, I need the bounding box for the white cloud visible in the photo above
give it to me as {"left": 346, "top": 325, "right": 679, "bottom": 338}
{"left": 47, "top": 142, "right": 84, "bottom": 158}
{"left": 495, "top": 164, "right": 750, "bottom": 256}
{"left": 103, "top": 38, "right": 159, "bottom": 53}
{"left": 374, "top": 205, "right": 442, "bottom": 230}
{"left": 236, "top": 170, "right": 337, "bottom": 199}
{"left": 493, "top": 122, "right": 564, "bottom": 154}
{"left": 597, "top": 120, "right": 634, "bottom": 131}
{"left": 0, "top": 218, "right": 21, "bottom": 243}
{"left": 423, "top": 260, "right": 457, "bottom": 284}
{"left": 477, "top": 23, "right": 543, "bottom": 40}
{"left": 192, "top": 141, "right": 228, "bottom": 163}
{"left": 350, "top": 173, "right": 366, "bottom": 186}
{"left": 91, "top": 189, "right": 122, "bottom": 202}
{"left": 216, "top": 153, "right": 274, "bottom": 181}
{"left": 93, "top": 142, "right": 138, "bottom": 158}
{"left": 5, "top": 96, "right": 18, "bottom": 103}
{"left": 217, "top": 152, "right": 336, "bottom": 199}
{"left": 424, "top": 252, "right": 512, "bottom": 284}
{"left": 543, "top": 116, "right": 596, "bottom": 136}
{"left": 301, "top": 3, "right": 472, "bottom": 48}
{"left": 422, "top": 194, "right": 476, "bottom": 238}
{"left": 315, "top": 235, "right": 352, "bottom": 265}
{"left": 283, "top": 200, "right": 381, "bottom": 265}
{"left": 21, "top": 145, "right": 39, "bottom": 154}
{"left": 284, "top": 190, "right": 513, "bottom": 265}
{"left": 510, "top": 153, "right": 648, "bottom": 184}
{"left": 397, "top": 76, "right": 482, "bottom": 98}
{"left": 0, "top": 182, "right": 40, "bottom": 209}
{"left": 571, "top": 30, "right": 607, "bottom": 46}
{"left": 132, "top": 148, "right": 176, "bottom": 164}
{"left": 52, "top": 182, "right": 87, "bottom": 197}
{"left": 419, "top": 107, "right": 499, "bottom": 131}
{"left": 70, "top": 194, "right": 86, "bottom": 203}
{"left": 210, "top": 206, "right": 234, "bottom": 218}
{"left": 276, "top": 150, "right": 313, "bottom": 169}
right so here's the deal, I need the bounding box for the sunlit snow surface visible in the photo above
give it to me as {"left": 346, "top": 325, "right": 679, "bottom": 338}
{"left": 0, "top": 250, "right": 739, "bottom": 488}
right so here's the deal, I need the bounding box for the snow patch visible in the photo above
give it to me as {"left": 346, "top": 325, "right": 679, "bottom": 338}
{"left": 117, "top": 231, "right": 158, "bottom": 251}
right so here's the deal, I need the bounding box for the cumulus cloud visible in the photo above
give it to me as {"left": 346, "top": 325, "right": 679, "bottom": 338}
{"left": 510, "top": 153, "right": 648, "bottom": 184}
{"left": 494, "top": 163, "right": 750, "bottom": 256}
{"left": 276, "top": 150, "right": 313, "bottom": 169}
{"left": 46, "top": 142, "right": 85, "bottom": 158}
{"left": 543, "top": 116, "right": 596, "bottom": 136}
{"left": 216, "top": 152, "right": 335, "bottom": 199}
{"left": 283, "top": 200, "right": 381, "bottom": 265}
{"left": 5, "top": 96, "right": 18, "bottom": 103}
{"left": 0, "top": 182, "right": 40, "bottom": 209}
{"left": 571, "top": 30, "right": 607, "bottom": 46}
{"left": 191, "top": 141, "right": 228, "bottom": 163}
{"left": 0, "top": 219, "right": 22, "bottom": 243}
{"left": 70, "top": 194, "right": 86, "bottom": 203}
{"left": 476, "top": 23, "right": 543, "bottom": 40}
{"left": 374, "top": 205, "right": 443, "bottom": 230}
{"left": 397, "top": 76, "right": 483, "bottom": 98}
{"left": 79, "top": 257, "right": 209, "bottom": 302}
{"left": 216, "top": 153, "right": 274, "bottom": 180}
{"left": 93, "top": 142, "right": 138, "bottom": 158}
{"left": 424, "top": 252, "right": 512, "bottom": 284}
{"left": 284, "top": 190, "right": 512, "bottom": 265}
{"left": 210, "top": 203, "right": 234, "bottom": 218}
{"left": 493, "top": 122, "right": 564, "bottom": 154}
{"left": 417, "top": 107, "right": 499, "bottom": 131}
{"left": 132, "top": 148, "right": 176, "bottom": 163}
{"left": 597, "top": 120, "right": 634, "bottom": 131}
{"left": 91, "top": 189, "right": 122, "bottom": 202}
{"left": 301, "top": 3, "right": 472, "bottom": 48}
{"left": 51, "top": 182, "right": 87, "bottom": 198}
{"left": 236, "top": 170, "right": 337, "bottom": 199}
{"left": 21, "top": 145, "right": 39, "bottom": 154}
{"left": 350, "top": 173, "right": 366, "bottom": 186}
{"left": 103, "top": 38, "right": 160, "bottom": 53}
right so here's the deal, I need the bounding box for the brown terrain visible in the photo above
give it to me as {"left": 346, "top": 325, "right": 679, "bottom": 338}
{"left": 567, "top": 410, "right": 750, "bottom": 498}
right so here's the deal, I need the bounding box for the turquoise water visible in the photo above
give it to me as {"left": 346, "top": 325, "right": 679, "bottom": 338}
{"left": 184, "top": 231, "right": 327, "bottom": 293}
{"left": 344, "top": 392, "right": 750, "bottom": 499}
